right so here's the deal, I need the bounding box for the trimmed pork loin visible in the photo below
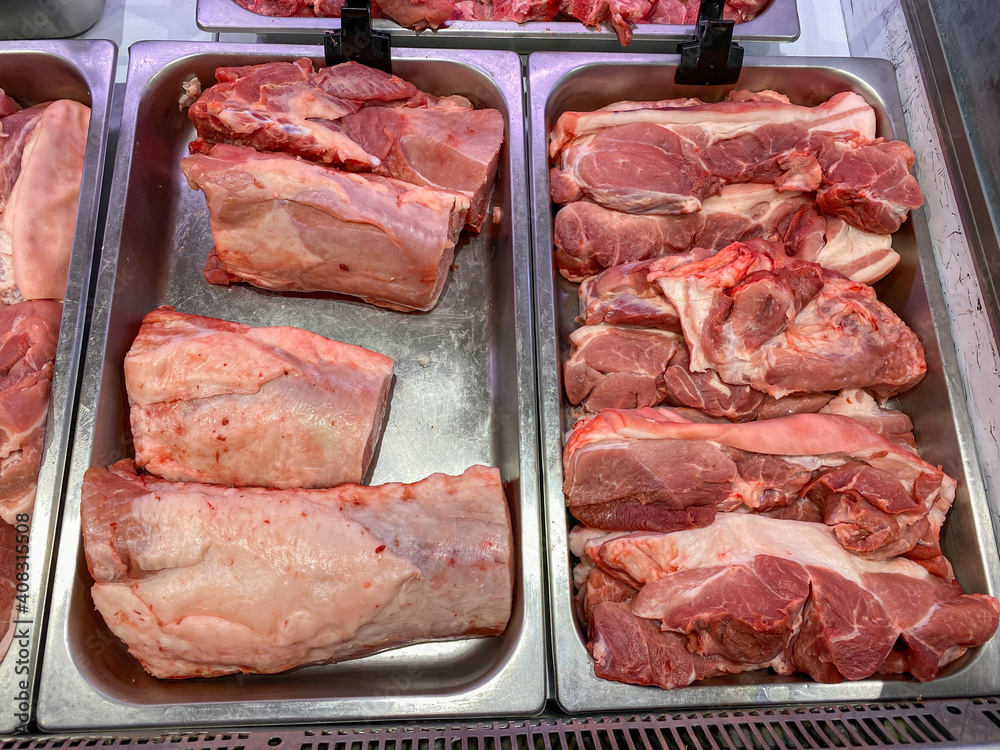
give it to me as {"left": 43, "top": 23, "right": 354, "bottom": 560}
{"left": 180, "top": 144, "right": 469, "bottom": 312}
{"left": 187, "top": 59, "right": 503, "bottom": 231}
{"left": 562, "top": 406, "right": 955, "bottom": 569}
{"left": 0, "top": 300, "right": 61, "bottom": 524}
{"left": 572, "top": 515, "right": 1000, "bottom": 688}
{"left": 82, "top": 460, "right": 513, "bottom": 679}
{"left": 0, "top": 98, "right": 89, "bottom": 304}
{"left": 125, "top": 307, "right": 393, "bottom": 490}
{"left": 555, "top": 184, "right": 899, "bottom": 284}
{"left": 549, "top": 91, "right": 923, "bottom": 234}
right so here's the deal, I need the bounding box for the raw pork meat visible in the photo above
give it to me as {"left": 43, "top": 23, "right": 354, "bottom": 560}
{"left": 233, "top": 0, "right": 313, "bottom": 14}
{"left": 338, "top": 105, "right": 504, "bottom": 231}
{"left": 0, "top": 519, "right": 14, "bottom": 662}
{"left": 580, "top": 258, "right": 685, "bottom": 332}
{"left": 555, "top": 184, "right": 898, "bottom": 284}
{"left": 562, "top": 406, "right": 955, "bottom": 564}
{"left": 0, "top": 89, "right": 18, "bottom": 117}
{"left": 0, "top": 99, "right": 90, "bottom": 304}
{"left": 374, "top": 0, "right": 455, "bottom": 28}
{"left": 125, "top": 307, "right": 393, "bottom": 489}
{"left": 563, "top": 324, "right": 681, "bottom": 412}
{"left": 648, "top": 240, "right": 926, "bottom": 399}
{"left": 572, "top": 514, "right": 1000, "bottom": 687}
{"left": 549, "top": 91, "right": 923, "bottom": 233}
{"left": 180, "top": 144, "right": 469, "bottom": 312}
{"left": 187, "top": 60, "right": 503, "bottom": 229}
{"left": 0, "top": 300, "right": 61, "bottom": 524}
{"left": 82, "top": 460, "right": 513, "bottom": 678}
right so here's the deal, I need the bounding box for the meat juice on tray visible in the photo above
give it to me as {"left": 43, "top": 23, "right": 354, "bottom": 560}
{"left": 549, "top": 89, "right": 1000, "bottom": 688}
{"left": 80, "top": 60, "right": 515, "bottom": 680}
{"left": 0, "top": 86, "right": 90, "bottom": 660}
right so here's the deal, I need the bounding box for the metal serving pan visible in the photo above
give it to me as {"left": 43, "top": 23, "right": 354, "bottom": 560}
{"left": 0, "top": 40, "right": 116, "bottom": 735}
{"left": 196, "top": 0, "right": 799, "bottom": 52}
{"left": 528, "top": 53, "right": 1000, "bottom": 713}
{"left": 37, "top": 41, "right": 544, "bottom": 731}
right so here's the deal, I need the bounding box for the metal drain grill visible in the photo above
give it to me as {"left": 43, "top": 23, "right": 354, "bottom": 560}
{"left": 4, "top": 699, "right": 1000, "bottom": 750}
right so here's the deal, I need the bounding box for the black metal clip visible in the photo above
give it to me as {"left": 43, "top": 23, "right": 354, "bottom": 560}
{"left": 324, "top": 0, "right": 391, "bottom": 74}
{"left": 674, "top": 0, "right": 743, "bottom": 86}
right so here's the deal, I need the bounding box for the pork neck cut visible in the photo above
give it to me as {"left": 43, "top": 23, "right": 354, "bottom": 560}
{"left": 180, "top": 144, "right": 469, "bottom": 312}
{"left": 124, "top": 307, "right": 393, "bottom": 490}
{"left": 562, "top": 406, "right": 955, "bottom": 565}
{"left": 0, "top": 300, "right": 61, "bottom": 524}
{"left": 647, "top": 240, "right": 926, "bottom": 400}
{"left": 81, "top": 460, "right": 513, "bottom": 679}
{"left": 555, "top": 184, "right": 898, "bottom": 284}
{"left": 572, "top": 515, "right": 999, "bottom": 687}
{"left": 549, "top": 91, "right": 923, "bottom": 234}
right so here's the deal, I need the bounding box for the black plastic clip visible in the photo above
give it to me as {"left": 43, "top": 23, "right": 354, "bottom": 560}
{"left": 674, "top": 0, "right": 743, "bottom": 86}
{"left": 324, "top": 0, "right": 391, "bottom": 74}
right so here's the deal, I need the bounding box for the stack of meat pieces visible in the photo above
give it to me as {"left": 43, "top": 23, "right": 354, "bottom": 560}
{"left": 552, "top": 91, "right": 1000, "bottom": 688}
{"left": 234, "top": 0, "right": 769, "bottom": 45}
{"left": 180, "top": 59, "right": 504, "bottom": 313}
{"left": 81, "top": 307, "right": 514, "bottom": 679}
{"left": 0, "top": 86, "right": 86, "bottom": 660}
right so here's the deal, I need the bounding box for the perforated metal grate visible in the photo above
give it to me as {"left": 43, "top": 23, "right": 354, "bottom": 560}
{"left": 5, "top": 699, "right": 1000, "bottom": 750}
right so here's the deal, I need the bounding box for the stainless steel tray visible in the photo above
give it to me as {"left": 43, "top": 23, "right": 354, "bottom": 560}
{"left": 37, "top": 41, "right": 544, "bottom": 731}
{"left": 0, "top": 39, "right": 116, "bottom": 735}
{"left": 196, "top": 0, "right": 799, "bottom": 51}
{"left": 527, "top": 53, "right": 1000, "bottom": 713}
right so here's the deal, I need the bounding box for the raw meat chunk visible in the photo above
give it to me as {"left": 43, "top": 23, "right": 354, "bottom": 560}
{"left": 562, "top": 406, "right": 955, "bottom": 563}
{"left": 573, "top": 515, "right": 999, "bottom": 687}
{"left": 180, "top": 144, "right": 469, "bottom": 312}
{"left": 563, "top": 324, "right": 681, "bottom": 412}
{"left": 82, "top": 460, "right": 514, "bottom": 679}
{"left": 0, "top": 300, "right": 61, "bottom": 524}
{"left": 338, "top": 105, "right": 504, "bottom": 232}
{"left": 374, "top": 0, "right": 456, "bottom": 27}
{"left": 555, "top": 184, "right": 898, "bottom": 284}
{"left": 549, "top": 91, "right": 922, "bottom": 233}
{"left": 580, "top": 258, "right": 685, "bottom": 332}
{"left": 648, "top": 240, "right": 926, "bottom": 399}
{"left": 125, "top": 307, "right": 393, "bottom": 489}
{"left": 187, "top": 58, "right": 503, "bottom": 224}
{"left": 0, "top": 100, "right": 90, "bottom": 303}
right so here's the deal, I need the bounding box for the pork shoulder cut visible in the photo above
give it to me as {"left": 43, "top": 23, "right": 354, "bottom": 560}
{"left": 572, "top": 514, "right": 999, "bottom": 687}
{"left": 81, "top": 460, "right": 514, "bottom": 679}
{"left": 125, "top": 307, "right": 393, "bottom": 489}
{"left": 562, "top": 406, "right": 955, "bottom": 566}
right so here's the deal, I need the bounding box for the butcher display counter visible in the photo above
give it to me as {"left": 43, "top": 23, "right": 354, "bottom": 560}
{"left": 4, "top": 0, "right": 1000, "bottom": 746}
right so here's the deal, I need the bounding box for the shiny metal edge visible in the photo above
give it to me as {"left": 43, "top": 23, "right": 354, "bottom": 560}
{"left": 37, "top": 40, "right": 544, "bottom": 732}
{"left": 526, "top": 52, "right": 1000, "bottom": 713}
{"left": 0, "top": 39, "right": 117, "bottom": 735}
{"left": 195, "top": 0, "right": 799, "bottom": 47}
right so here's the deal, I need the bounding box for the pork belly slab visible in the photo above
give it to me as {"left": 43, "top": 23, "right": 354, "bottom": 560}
{"left": 571, "top": 515, "right": 1000, "bottom": 688}
{"left": 0, "top": 300, "right": 61, "bottom": 524}
{"left": 82, "top": 460, "right": 513, "bottom": 679}
{"left": 0, "top": 99, "right": 90, "bottom": 304}
{"left": 125, "top": 307, "right": 393, "bottom": 490}
{"left": 549, "top": 91, "right": 923, "bottom": 234}
{"left": 180, "top": 144, "right": 469, "bottom": 312}
{"left": 562, "top": 406, "right": 955, "bottom": 567}
{"left": 554, "top": 184, "right": 898, "bottom": 284}
{"left": 187, "top": 59, "right": 503, "bottom": 231}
